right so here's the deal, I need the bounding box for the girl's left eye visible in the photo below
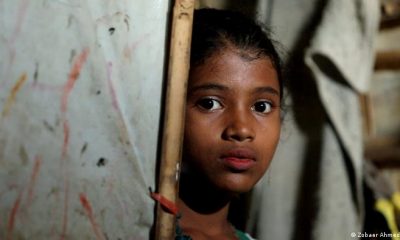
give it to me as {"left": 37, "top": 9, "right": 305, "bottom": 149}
{"left": 252, "top": 101, "right": 272, "bottom": 113}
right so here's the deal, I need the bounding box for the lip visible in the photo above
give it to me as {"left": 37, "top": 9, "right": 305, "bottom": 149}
{"left": 220, "top": 148, "right": 256, "bottom": 171}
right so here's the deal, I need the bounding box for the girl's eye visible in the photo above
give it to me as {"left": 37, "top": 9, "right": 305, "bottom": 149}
{"left": 196, "top": 98, "right": 222, "bottom": 111}
{"left": 252, "top": 101, "right": 272, "bottom": 113}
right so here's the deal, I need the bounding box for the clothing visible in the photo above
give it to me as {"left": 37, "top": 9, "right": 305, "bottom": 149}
{"left": 175, "top": 222, "right": 255, "bottom": 239}
{"left": 236, "top": 229, "right": 256, "bottom": 240}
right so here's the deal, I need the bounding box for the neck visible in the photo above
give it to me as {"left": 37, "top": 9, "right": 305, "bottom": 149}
{"left": 177, "top": 173, "right": 234, "bottom": 236}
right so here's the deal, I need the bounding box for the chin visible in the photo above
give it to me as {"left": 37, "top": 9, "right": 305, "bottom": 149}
{"left": 225, "top": 186, "right": 253, "bottom": 195}
{"left": 215, "top": 175, "right": 258, "bottom": 194}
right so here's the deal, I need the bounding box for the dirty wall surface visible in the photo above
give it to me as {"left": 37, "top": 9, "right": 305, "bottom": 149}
{"left": 0, "top": 1, "right": 169, "bottom": 239}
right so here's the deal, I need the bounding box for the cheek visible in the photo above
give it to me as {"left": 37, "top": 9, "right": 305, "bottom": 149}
{"left": 184, "top": 108, "right": 221, "bottom": 143}
{"left": 258, "top": 118, "right": 281, "bottom": 163}
{"left": 184, "top": 113, "right": 204, "bottom": 144}
{"left": 269, "top": 120, "right": 281, "bottom": 148}
{"left": 182, "top": 112, "right": 225, "bottom": 177}
{"left": 183, "top": 113, "right": 213, "bottom": 158}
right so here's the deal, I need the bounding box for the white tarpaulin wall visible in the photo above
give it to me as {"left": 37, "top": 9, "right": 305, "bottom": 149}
{"left": 0, "top": 0, "right": 169, "bottom": 239}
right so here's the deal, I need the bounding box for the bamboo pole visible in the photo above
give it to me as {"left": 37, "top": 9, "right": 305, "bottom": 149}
{"left": 155, "top": 0, "right": 195, "bottom": 239}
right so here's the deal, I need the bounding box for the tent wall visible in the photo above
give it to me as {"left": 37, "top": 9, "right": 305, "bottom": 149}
{"left": 0, "top": 0, "right": 169, "bottom": 239}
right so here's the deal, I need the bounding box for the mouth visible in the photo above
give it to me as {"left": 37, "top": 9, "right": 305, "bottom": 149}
{"left": 220, "top": 148, "right": 256, "bottom": 171}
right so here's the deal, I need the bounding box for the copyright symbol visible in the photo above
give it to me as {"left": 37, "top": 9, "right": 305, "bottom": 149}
{"left": 351, "top": 232, "right": 356, "bottom": 237}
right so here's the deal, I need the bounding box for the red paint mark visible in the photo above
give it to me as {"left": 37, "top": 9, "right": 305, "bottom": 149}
{"left": 61, "top": 48, "right": 90, "bottom": 113}
{"left": 150, "top": 192, "right": 179, "bottom": 216}
{"left": 106, "top": 62, "right": 120, "bottom": 111}
{"left": 62, "top": 120, "right": 70, "bottom": 158}
{"left": 59, "top": 48, "right": 89, "bottom": 239}
{"left": 6, "top": 190, "right": 23, "bottom": 240}
{"left": 2, "top": 73, "right": 27, "bottom": 117}
{"left": 79, "top": 193, "right": 105, "bottom": 240}
{"left": 106, "top": 62, "right": 133, "bottom": 147}
{"left": 123, "top": 32, "right": 152, "bottom": 59}
{"left": 25, "top": 155, "right": 42, "bottom": 207}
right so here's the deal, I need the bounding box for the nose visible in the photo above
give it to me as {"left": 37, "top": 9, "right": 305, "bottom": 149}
{"left": 222, "top": 108, "right": 255, "bottom": 142}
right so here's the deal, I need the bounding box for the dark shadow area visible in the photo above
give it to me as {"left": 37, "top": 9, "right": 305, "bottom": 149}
{"left": 225, "top": 0, "right": 258, "bottom": 18}
{"left": 228, "top": 192, "right": 253, "bottom": 232}
{"left": 288, "top": 66, "right": 325, "bottom": 240}
{"left": 362, "top": 179, "right": 391, "bottom": 239}
{"left": 284, "top": 0, "right": 329, "bottom": 239}
{"left": 311, "top": 53, "right": 353, "bottom": 89}
{"left": 329, "top": 116, "right": 360, "bottom": 213}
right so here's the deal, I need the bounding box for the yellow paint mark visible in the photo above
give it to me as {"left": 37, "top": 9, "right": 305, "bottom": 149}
{"left": 2, "top": 73, "right": 27, "bottom": 117}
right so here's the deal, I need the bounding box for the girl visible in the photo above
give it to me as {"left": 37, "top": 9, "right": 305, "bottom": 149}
{"left": 177, "top": 8, "right": 283, "bottom": 240}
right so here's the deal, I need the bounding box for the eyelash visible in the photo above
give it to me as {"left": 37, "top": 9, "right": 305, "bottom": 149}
{"left": 196, "top": 98, "right": 223, "bottom": 111}
{"left": 195, "top": 98, "right": 275, "bottom": 114}
{"left": 251, "top": 100, "right": 273, "bottom": 114}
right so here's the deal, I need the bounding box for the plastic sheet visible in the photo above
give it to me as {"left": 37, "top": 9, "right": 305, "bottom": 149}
{"left": 0, "top": 0, "right": 169, "bottom": 239}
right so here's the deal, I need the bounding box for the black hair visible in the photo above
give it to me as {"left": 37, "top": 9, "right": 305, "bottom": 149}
{"left": 191, "top": 8, "right": 284, "bottom": 100}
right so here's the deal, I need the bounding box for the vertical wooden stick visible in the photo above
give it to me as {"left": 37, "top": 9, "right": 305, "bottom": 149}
{"left": 155, "top": 0, "right": 195, "bottom": 239}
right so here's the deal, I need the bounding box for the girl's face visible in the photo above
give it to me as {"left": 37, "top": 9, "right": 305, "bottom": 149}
{"left": 183, "top": 48, "right": 281, "bottom": 193}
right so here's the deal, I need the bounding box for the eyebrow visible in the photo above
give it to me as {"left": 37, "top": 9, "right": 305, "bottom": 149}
{"left": 188, "top": 83, "right": 228, "bottom": 94}
{"left": 188, "top": 83, "right": 280, "bottom": 96}
{"left": 253, "top": 86, "right": 280, "bottom": 96}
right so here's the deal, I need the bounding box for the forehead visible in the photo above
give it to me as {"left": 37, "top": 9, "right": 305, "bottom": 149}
{"left": 189, "top": 48, "right": 279, "bottom": 92}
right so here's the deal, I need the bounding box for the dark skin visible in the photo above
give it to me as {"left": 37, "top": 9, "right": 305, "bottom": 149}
{"left": 179, "top": 47, "right": 281, "bottom": 239}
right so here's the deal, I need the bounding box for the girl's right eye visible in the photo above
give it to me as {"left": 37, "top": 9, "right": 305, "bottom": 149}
{"left": 196, "top": 98, "right": 222, "bottom": 111}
